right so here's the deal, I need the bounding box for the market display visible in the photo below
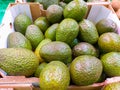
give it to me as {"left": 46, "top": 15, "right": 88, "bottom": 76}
{"left": 0, "top": 0, "right": 120, "bottom": 89}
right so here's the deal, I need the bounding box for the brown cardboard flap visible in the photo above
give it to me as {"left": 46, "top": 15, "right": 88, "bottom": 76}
{"left": 29, "top": 3, "right": 46, "bottom": 21}
{"left": 0, "top": 85, "right": 32, "bottom": 90}
{"left": 6, "top": 2, "right": 46, "bottom": 21}
{"left": 0, "top": 88, "right": 14, "bottom": 90}
{"left": 0, "top": 76, "right": 39, "bottom": 84}
{"left": 0, "top": 76, "right": 39, "bottom": 90}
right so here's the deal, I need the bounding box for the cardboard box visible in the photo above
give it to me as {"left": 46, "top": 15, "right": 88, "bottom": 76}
{"left": 0, "top": 1, "right": 120, "bottom": 49}
{"left": 0, "top": 2, "right": 120, "bottom": 90}
{"left": 0, "top": 69, "right": 103, "bottom": 90}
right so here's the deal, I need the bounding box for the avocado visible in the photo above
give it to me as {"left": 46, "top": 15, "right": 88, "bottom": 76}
{"left": 40, "top": 61, "right": 70, "bottom": 90}
{"left": 46, "top": 5, "right": 63, "bottom": 24}
{"left": 34, "top": 62, "right": 47, "bottom": 77}
{"left": 96, "top": 18, "right": 117, "bottom": 35}
{"left": 34, "top": 38, "right": 52, "bottom": 63}
{"left": 35, "top": 0, "right": 60, "bottom": 9}
{"left": 98, "top": 32, "right": 120, "bottom": 53}
{"left": 63, "top": 0, "right": 88, "bottom": 21}
{"left": 56, "top": 18, "right": 79, "bottom": 45}
{"left": 7, "top": 32, "right": 32, "bottom": 50}
{"left": 70, "top": 38, "right": 80, "bottom": 48}
{"left": 45, "top": 23, "right": 59, "bottom": 41}
{"left": 0, "top": 48, "right": 39, "bottom": 76}
{"left": 25, "top": 24, "right": 44, "bottom": 50}
{"left": 34, "top": 17, "right": 50, "bottom": 33}
{"left": 70, "top": 55, "right": 103, "bottom": 86}
{"left": 14, "top": 13, "right": 32, "bottom": 35}
{"left": 59, "top": 1, "right": 67, "bottom": 9}
{"left": 79, "top": 19, "right": 99, "bottom": 44}
{"left": 34, "top": 0, "right": 43, "bottom": 3}
{"left": 102, "top": 82, "right": 120, "bottom": 90}
{"left": 101, "top": 52, "right": 120, "bottom": 77}
{"left": 72, "top": 42, "right": 98, "bottom": 57}
{"left": 39, "top": 41, "right": 72, "bottom": 64}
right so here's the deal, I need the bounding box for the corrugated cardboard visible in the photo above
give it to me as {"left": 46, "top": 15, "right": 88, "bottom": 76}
{"left": 0, "top": 2, "right": 120, "bottom": 90}
{"left": 1, "top": 2, "right": 120, "bottom": 49}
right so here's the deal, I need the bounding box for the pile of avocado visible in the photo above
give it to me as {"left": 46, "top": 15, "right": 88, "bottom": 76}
{"left": 0, "top": 0, "right": 120, "bottom": 90}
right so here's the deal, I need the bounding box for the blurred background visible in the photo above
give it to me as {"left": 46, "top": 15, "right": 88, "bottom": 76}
{"left": 0, "top": 0, "right": 15, "bottom": 24}
{"left": 0, "top": 0, "right": 33, "bottom": 24}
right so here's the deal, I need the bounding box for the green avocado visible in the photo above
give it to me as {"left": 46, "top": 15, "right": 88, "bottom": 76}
{"left": 25, "top": 24, "right": 44, "bottom": 50}
{"left": 72, "top": 42, "right": 98, "bottom": 57}
{"left": 96, "top": 18, "right": 117, "bottom": 35}
{"left": 63, "top": 0, "right": 88, "bottom": 21}
{"left": 0, "top": 48, "right": 39, "bottom": 76}
{"left": 79, "top": 19, "right": 99, "bottom": 44}
{"left": 102, "top": 82, "right": 120, "bottom": 90}
{"left": 7, "top": 32, "right": 32, "bottom": 50}
{"left": 98, "top": 32, "right": 120, "bottom": 53}
{"left": 14, "top": 14, "right": 32, "bottom": 35}
{"left": 101, "top": 52, "right": 120, "bottom": 77}
{"left": 46, "top": 5, "right": 63, "bottom": 24}
{"left": 70, "top": 55, "right": 103, "bottom": 86}
{"left": 40, "top": 61, "right": 70, "bottom": 90}
{"left": 56, "top": 18, "right": 79, "bottom": 45}
{"left": 39, "top": 41, "right": 72, "bottom": 64}
{"left": 35, "top": 0, "right": 60, "bottom": 9}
